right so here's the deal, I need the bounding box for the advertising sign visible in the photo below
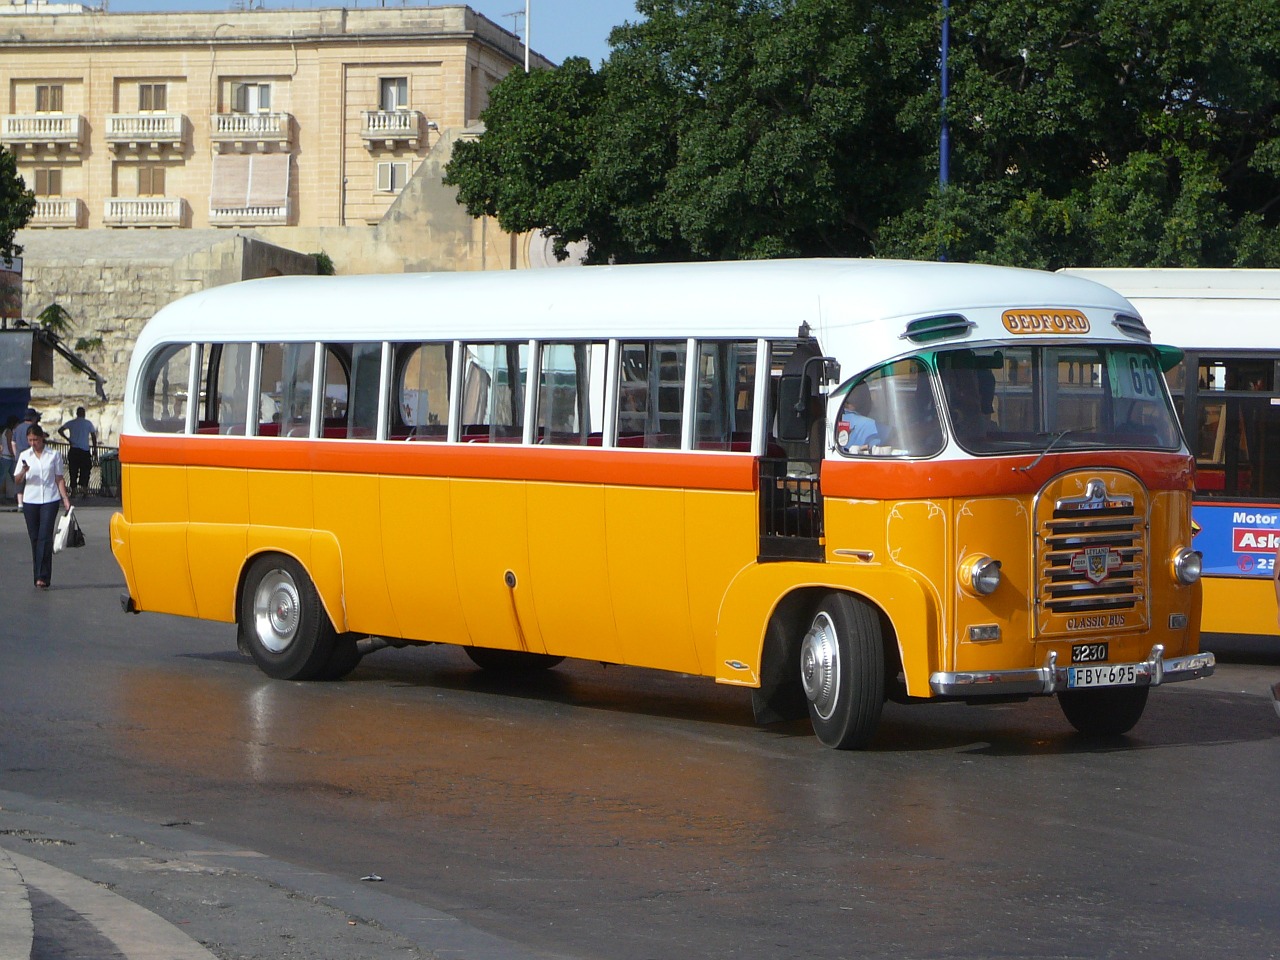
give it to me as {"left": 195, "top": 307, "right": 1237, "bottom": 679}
{"left": 1192, "top": 503, "right": 1280, "bottom": 578}
{"left": 0, "top": 256, "right": 20, "bottom": 321}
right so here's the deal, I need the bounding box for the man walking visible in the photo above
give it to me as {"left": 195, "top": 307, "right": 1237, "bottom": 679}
{"left": 12, "top": 408, "right": 39, "bottom": 506}
{"left": 58, "top": 406, "right": 97, "bottom": 496}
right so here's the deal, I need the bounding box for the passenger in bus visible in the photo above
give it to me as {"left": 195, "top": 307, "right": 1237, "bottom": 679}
{"left": 836, "top": 382, "right": 881, "bottom": 453}
{"left": 941, "top": 354, "right": 995, "bottom": 446}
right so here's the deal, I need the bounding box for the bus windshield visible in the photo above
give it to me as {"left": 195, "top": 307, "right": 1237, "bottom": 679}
{"left": 936, "top": 344, "right": 1183, "bottom": 454}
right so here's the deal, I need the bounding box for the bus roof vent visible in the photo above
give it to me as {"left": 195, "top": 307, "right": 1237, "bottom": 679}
{"left": 1112, "top": 314, "right": 1152, "bottom": 341}
{"left": 901, "top": 314, "right": 975, "bottom": 343}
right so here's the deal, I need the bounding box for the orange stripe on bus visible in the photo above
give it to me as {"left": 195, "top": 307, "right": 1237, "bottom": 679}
{"left": 119, "top": 435, "right": 758, "bottom": 491}
{"left": 820, "top": 452, "right": 1195, "bottom": 499}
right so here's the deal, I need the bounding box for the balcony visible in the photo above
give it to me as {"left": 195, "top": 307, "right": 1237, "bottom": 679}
{"left": 105, "top": 113, "right": 187, "bottom": 153}
{"left": 104, "top": 197, "right": 186, "bottom": 228}
{"left": 209, "top": 202, "right": 290, "bottom": 226}
{"left": 28, "top": 198, "right": 85, "bottom": 228}
{"left": 210, "top": 112, "right": 292, "bottom": 152}
{"left": 360, "top": 109, "right": 424, "bottom": 149}
{"left": 1, "top": 114, "right": 86, "bottom": 154}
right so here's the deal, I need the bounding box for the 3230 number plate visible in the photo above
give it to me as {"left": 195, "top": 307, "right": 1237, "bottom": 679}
{"left": 1071, "top": 642, "right": 1109, "bottom": 663}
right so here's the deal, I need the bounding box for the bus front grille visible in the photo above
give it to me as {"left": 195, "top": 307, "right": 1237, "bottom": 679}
{"left": 1036, "top": 475, "right": 1149, "bottom": 634}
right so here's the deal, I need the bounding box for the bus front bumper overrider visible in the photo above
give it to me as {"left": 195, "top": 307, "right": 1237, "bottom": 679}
{"left": 930, "top": 645, "right": 1215, "bottom": 698}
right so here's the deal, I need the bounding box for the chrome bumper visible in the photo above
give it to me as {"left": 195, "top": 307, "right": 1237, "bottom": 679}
{"left": 930, "top": 645, "right": 1215, "bottom": 697}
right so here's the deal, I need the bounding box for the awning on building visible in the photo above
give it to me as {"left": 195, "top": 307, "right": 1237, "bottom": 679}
{"left": 210, "top": 153, "right": 290, "bottom": 209}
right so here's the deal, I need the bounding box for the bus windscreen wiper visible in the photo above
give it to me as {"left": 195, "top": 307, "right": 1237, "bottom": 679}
{"left": 1018, "top": 429, "right": 1074, "bottom": 473}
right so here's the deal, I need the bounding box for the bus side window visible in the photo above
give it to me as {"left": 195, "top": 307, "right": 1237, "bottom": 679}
{"left": 322, "top": 343, "right": 381, "bottom": 439}
{"left": 198, "top": 342, "right": 253, "bottom": 435}
{"left": 139, "top": 343, "right": 192, "bottom": 434}
{"left": 259, "top": 343, "right": 315, "bottom": 438}
{"left": 538, "top": 342, "right": 606, "bottom": 445}
{"left": 837, "top": 358, "right": 942, "bottom": 458}
{"left": 694, "top": 340, "right": 756, "bottom": 451}
{"left": 461, "top": 342, "right": 528, "bottom": 443}
{"left": 617, "top": 341, "right": 685, "bottom": 448}
{"left": 390, "top": 342, "right": 450, "bottom": 440}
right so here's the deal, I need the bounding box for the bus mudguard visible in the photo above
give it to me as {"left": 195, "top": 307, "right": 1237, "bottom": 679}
{"left": 714, "top": 562, "right": 941, "bottom": 698}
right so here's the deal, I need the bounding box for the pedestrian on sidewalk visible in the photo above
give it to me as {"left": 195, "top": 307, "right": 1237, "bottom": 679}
{"left": 11, "top": 408, "right": 39, "bottom": 508}
{"left": 0, "top": 414, "right": 16, "bottom": 504}
{"left": 58, "top": 406, "right": 98, "bottom": 496}
{"left": 13, "top": 423, "right": 71, "bottom": 589}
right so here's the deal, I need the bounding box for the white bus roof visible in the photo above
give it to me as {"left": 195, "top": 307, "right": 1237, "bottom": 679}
{"left": 135, "top": 258, "right": 1146, "bottom": 370}
{"left": 1060, "top": 268, "right": 1280, "bottom": 351}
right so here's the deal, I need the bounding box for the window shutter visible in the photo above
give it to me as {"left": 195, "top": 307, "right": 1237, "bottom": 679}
{"left": 377, "top": 162, "right": 391, "bottom": 192}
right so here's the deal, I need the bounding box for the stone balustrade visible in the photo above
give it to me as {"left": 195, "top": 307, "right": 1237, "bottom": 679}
{"left": 1, "top": 113, "right": 86, "bottom": 150}
{"left": 105, "top": 112, "right": 187, "bottom": 150}
{"left": 30, "top": 198, "right": 85, "bottom": 228}
{"left": 104, "top": 197, "right": 185, "bottom": 227}
{"left": 210, "top": 112, "right": 291, "bottom": 150}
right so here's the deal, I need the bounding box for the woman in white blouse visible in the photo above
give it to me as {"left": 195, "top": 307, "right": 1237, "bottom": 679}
{"left": 13, "top": 424, "right": 71, "bottom": 589}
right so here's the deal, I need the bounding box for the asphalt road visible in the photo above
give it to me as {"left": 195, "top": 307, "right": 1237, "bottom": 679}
{"left": 3, "top": 505, "right": 1279, "bottom": 960}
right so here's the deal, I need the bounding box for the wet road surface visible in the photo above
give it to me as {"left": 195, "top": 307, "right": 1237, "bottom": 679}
{"left": 3, "top": 506, "right": 1278, "bottom": 959}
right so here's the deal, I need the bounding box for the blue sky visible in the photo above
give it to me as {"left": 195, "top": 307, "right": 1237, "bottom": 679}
{"left": 99, "top": 1, "right": 642, "bottom": 66}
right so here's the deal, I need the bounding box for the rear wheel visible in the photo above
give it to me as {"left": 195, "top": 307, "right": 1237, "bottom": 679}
{"left": 465, "top": 647, "right": 564, "bottom": 674}
{"left": 1058, "top": 686, "right": 1149, "bottom": 736}
{"left": 240, "top": 554, "right": 339, "bottom": 680}
{"left": 800, "top": 594, "right": 885, "bottom": 749}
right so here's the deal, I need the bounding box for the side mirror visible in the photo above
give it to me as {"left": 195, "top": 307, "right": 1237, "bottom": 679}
{"left": 776, "top": 374, "right": 811, "bottom": 442}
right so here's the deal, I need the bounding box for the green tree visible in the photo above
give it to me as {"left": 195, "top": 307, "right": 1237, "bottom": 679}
{"left": 446, "top": 0, "right": 1280, "bottom": 269}
{"left": 0, "top": 146, "right": 36, "bottom": 260}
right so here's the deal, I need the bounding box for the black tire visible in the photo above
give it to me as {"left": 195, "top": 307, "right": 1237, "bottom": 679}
{"left": 464, "top": 647, "right": 564, "bottom": 674}
{"left": 318, "top": 636, "right": 363, "bottom": 681}
{"left": 240, "top": 553, "right": 339, "bottom": 680}
{"left": 1058, "top": 686, "right": 1149, "bottom": 736}
{"left": 800, "top": 593, "right": 885, "bottom": 749}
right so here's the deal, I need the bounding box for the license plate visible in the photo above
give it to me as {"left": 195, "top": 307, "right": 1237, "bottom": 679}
{"left": 1067, "top": 663, "right": 1138, "bottom": 688}
{"left": 1072, "top": 642, "right": 1109, "bottom": 663}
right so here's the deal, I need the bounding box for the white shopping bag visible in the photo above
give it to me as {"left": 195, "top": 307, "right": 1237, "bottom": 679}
{"left": 53, "top": 506, "right": 74, "bottom": 553}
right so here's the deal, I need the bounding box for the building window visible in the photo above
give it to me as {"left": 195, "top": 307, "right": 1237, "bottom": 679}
{"left": 231, "top": 82, "right": 271, "bottom": 114}
{"left": 35, "top": 84, "right": 64, "bottom": 113}
{"left": 376, "top": 161, "right": 409, "bottom": 193}
{"left": 139, "top": 83, "right": 167, "bottom": 113}
{"left": 34, "top": 168, "right": 62, "bottom": 196}
{"left": 138, "top": 165, "right": 165, "bottom": 197}
{"left": 379, "top": 77, "right": 408, "bottom": 112}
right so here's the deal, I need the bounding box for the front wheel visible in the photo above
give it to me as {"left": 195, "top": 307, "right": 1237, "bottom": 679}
{"left": 240, "top": 554, "right": 339, "bottom": 680}
{"left": 1058, "top": 686, "right": 1149, "bottom": 736}
{"left": 799, "top": 594, "right": 885, "bottom": 749}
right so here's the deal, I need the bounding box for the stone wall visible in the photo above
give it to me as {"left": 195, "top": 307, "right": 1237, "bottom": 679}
{"left": 18, "top": 232, "right": 315, "bottom": 442}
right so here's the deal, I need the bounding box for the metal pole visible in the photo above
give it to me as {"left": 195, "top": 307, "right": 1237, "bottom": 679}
{"left": 940, "top": 0, "right": 950, "bottom": 192}
{"left": 524, "top": 0, "right": 530, "bottom": 72}
{"left": 939, "top": 0, "right": 950, "bottom": 261}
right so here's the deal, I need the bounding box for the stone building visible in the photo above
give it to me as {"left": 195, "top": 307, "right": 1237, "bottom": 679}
{"left": 0, "top": 1, "right": 545, "bottom": 241}
{"left": 2, "top": 2, "right": 575, "bottom": 441}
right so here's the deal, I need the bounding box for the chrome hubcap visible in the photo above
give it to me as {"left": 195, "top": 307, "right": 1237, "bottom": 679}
{"left": 253, "top": 569, "right": 300, "bottom": 654}
{"left": 800, "top": 612, "right": 840, "bottom": 721}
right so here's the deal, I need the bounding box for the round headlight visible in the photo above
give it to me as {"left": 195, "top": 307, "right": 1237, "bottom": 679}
{"left": 961, "top": 555, "right": 1002, "bottom": 596}
{"left": 1172, "top": 547, "right": 1202, "bottom": 585}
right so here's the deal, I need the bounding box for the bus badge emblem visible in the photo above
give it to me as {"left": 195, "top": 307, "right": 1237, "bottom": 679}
{"left": 1072, "top": 545, "right": 1120, "bottom": 583}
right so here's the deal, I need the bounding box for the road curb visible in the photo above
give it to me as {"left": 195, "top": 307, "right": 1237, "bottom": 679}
{"left": 5, "top": 849, "right": 218, "bottom": 960}
{"left": 0, "top": 846, "right": 33, "bottom": 960}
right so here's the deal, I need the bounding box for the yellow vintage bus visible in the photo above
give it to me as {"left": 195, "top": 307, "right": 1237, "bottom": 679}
{"left": 111, "top": 259, "right": 1214, "bottom": 748}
